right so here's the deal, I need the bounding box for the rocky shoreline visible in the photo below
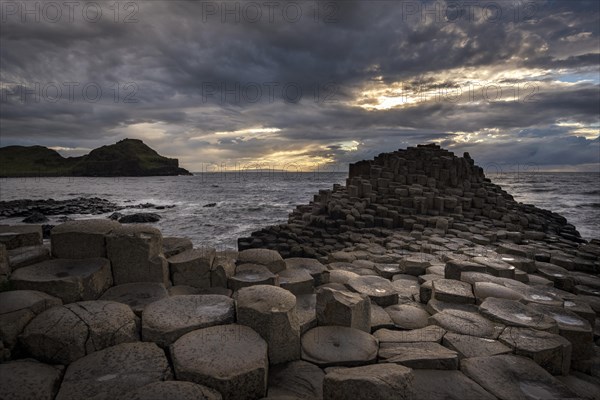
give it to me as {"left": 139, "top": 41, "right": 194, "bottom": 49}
{"left": 1, "top": 144, "right": 599, "bottom": 400}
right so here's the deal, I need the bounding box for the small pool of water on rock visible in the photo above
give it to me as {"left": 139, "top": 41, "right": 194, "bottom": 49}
{"left": 529, "top": 294, "right": 552, "bottom": 301}
{"left": 96, "top": 374, "right": 118, "bottom": 382}
{"left": 514, "top": 313, "right": 533, "bottom": 321}
{"left": 518, "top": 380, "right": 559, "bottom": 399}
{"left": 552, "top": 314, "right": 585, "bottom": 326}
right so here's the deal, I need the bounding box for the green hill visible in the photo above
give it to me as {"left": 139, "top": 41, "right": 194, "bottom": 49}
{"left": 0, "top": 139, "right": 192, "bottom": 177}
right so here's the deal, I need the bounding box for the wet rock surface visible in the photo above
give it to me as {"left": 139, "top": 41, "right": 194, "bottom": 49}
{"left": 2, "top": 144, "right": 599, "bottom": 399}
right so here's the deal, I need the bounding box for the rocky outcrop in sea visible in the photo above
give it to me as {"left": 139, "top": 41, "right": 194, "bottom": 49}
{"left": 0, "top": 144, "right": 599, "bottom": 400}
{"left": 238, "top": 143, "right": 584, "bottom": 258}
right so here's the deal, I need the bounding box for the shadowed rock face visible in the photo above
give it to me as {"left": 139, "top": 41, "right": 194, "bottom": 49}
{"left": 0, "top": 139, "right": 191, "bottom": 177}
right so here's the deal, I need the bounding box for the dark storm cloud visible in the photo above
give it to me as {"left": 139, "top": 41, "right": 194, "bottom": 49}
{"left": 1, "top": 0, "right": 598, "bottom": 168}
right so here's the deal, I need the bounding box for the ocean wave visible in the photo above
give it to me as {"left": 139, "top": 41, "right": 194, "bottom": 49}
{"left": 576, "top": 203, "right": 600, "bottom": 209}
{"left": 529, "top": 188, "right": 556, "bottom": 193}
{"left": 580, "top": 190, "right": 600, "bottom": 195}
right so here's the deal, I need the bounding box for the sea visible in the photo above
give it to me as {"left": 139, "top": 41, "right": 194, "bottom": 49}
{"left": 0, "top": 172, "right": 598, "bottom": 249}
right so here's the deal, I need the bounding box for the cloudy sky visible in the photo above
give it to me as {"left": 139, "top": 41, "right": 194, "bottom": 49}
{"left": 1, "top": 0, "right": 599, "bottom": 172}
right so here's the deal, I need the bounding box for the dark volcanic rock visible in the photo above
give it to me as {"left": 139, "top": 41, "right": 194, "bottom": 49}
{"left": 238, "top": 143, "right": 584, "bottom": 256}
{"left": 0, "top": 197, "right": 121, "bottom": 218}
{"left": 108, "top": 212, "right": 124, "bottom": 221}
{"left": 22, "top": 212, "right": 48, "bottom": 223}
{"left": 119, "top": 213, "right": 161, "bottom": 224}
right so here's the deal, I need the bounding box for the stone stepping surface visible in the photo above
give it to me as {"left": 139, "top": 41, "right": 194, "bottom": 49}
{"left": 399, "top": 253, "right": 440, "bottom": 276}
{"left": 316, "top": 287, "right": 371, "bottom": 333}
{"left": 161, "top": 237, "right": 193, "bottom": 258}
{"left": 278, "top": 269, "right": 314, "bottom": 295}
{"left": 0, "top": 359, "right": 64, "bottom": 400}
{"left": 478, "top": 298, "right": 558, "bottom": 333}
{"left": 114, "top": 381, "right": 222, "bottom": 400}
{"left": 235, "top": 285, "right": 300, "bottom": 364}
{"left": 442, "top": 332, "right": 512, "bottom": 359}
{"left": 267, "top": 360, "right": 324, "bottom": 399}
{"left": 374, "top": 326, "right": 446, "bottom": 344}
{"left": 284, "top": 257, "right": 329, "bottom": 286}
{"left": 529, "top": 303, "right": 594, "bottom": 360}
{"left": 471, "top": 256, "right": 516, "bottom": 279}
{"left": 228, "top": 264, "right": 277, "bottom": 291}
{"left": 106, "top": 225, "right": 169, "bottom": 286}
{"left": 426, "top": 299, "right": 479, "bottom": 315}
{"left": 8, "top": 245, "right": 50, "bottom": 270}
{"left": 428, "top": 309, "right": 505, "bottom": 339}
{"left": 379, "top": 342, "right": 459, "bottom": 370}
{"left": 142, "top": 295, "right": 235, "bottom": 348}
{"left": 410, "top": 370, "right": 497, "bottom": 400}
{"left": 444, "top": 260, "right": 487, "bottom": 280}
{"left": 167, "top": 248, "right": 215, "bottom": 288}
{"left": 557, "top": 373, "right": 600, "bottom": 400}
{"left": 385, "top": 303, "right": 430, "bottom": 330}
{"left": 461, "top": 355, "right": 578, "bottom": 400}
{"left": 536, "top": 262, "right": 575, "bottom": 291}
{"left": 323, "top": 364, "right": 414, "bottom": 400}
{"left": 370, "top": 304, "right": 394, "bottom": 331}
{"left": 498, "top": 255, "right": 536, "bottom": 274}
{"left": 168, "top": 285, "right": 232, "bottom": 297}
{"left": 374, "top": 263, "right": 402, "bottom": 279}
{"left": 328, "top": 269, "right": 360, "bottom": 284}
{"left": 10, "top": 258, "right": 113, "bottom": 304}
{"left": 0, "top": 225, "right": 43, "bottom": 250}
{"left": 238, "top": 248, "right": 285, "bottom": 273}
{"left": 100, "top": 282, "right": 168, "bottom": 316}
{"left": 347, "top": 275, "right": 398, "bottom": 307}
{"left": 498, "top": 327, "right": 572, "bottom": 375}
{"left": 328, "top": 261, "right": 375, "bottom": 277}
{"left": 55, "top": 342, "right": 171, "bottom": 400}
{"left": 171, "top": 324, "right": 268, "bottom": 400}
{"left": 301, "top": 326, "right": 378, "bottom": 367}
{"left": 431, "top": 279, "right": 475, "bottom": 304}
{"left": 295, "top": 294, "right": 317, "bottom": 334}
{"left": 211, "top": 253, "right": 237, "bottom": 289}
{"left": 562, "top": 298, "right": 596, "bottom": 326}
{"left": 519, "top": 287, "right": 564, "bottom": 307}
{"left": 473, "top": 282, "right": 523, "bottom": 302}
{"left": 21, "top": 300, "right": 139, "bottom": 365}
{"left": 51, "top": 219, "right": 119, "bottom": 259}
{"left": 0, "top": 290, "right": 62, "bottom": 352}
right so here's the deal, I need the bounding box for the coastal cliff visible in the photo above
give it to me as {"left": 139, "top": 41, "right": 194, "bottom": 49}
{"left": 0, "top": 138, "right": 192, "bottom": 177}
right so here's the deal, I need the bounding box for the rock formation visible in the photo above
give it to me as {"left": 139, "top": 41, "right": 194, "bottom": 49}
{"left": 238, "top": 143, "right": 583, "bottom": 257}
{"left": 0, "top": 138, "right": 191, "bottom": 177}
{"left": 0, "top": 143, "right": 599, "bottom": 400}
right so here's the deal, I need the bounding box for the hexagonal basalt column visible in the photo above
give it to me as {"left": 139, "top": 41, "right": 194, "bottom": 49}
{"left": 235, "top": 285, "right": 301, "bottom": 364}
